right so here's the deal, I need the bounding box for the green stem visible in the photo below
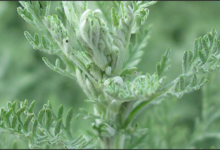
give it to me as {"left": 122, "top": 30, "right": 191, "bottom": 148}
{"left": 123, "top": 99, "right": 152, "bottom": 128}
{"left": 123, "top": 76, "right": 181, "bottom": 128}
{"left": 100, "top": 132, "right": 126, "bottom": 149}
{"left": 99, "top": 101, "right": 131, "bottom": 149}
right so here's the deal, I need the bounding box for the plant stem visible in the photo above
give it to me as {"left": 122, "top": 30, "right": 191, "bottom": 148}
{"left": 101, "top": 133, "right": 126, "bottom": 149}
{"left": 98, "top": 101, "right": 133, "bottom": 149}
{"left": 123, "top": 76, "right": 180, "bottom": 128}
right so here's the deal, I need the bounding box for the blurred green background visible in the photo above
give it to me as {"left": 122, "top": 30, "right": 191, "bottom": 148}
{"left": 1, "top": 1, "right": 220, "bottom": 149}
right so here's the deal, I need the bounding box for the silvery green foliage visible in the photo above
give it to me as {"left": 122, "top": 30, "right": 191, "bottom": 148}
{"left": 189, "top": 73, "right": 220, "bottom": 148}
{"left": 0, "top": 99, "right": 94, "bottom": 149}
{"left": 138, "top": 73, "right": 220, "bottom": 149}
{"left": 9, "top": 1, "right": 220, "bottom": 149}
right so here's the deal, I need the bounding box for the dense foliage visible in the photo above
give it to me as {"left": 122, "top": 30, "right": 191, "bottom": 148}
{"left": 1, "top": 1, "right": 220, "bottom": 149}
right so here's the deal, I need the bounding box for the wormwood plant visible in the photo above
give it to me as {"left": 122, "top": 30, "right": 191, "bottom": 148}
{"left": 1, "top": 1, "right": 220, "bottom": 149}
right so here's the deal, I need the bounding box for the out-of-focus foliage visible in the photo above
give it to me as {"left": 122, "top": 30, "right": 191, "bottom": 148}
{"left": 0, "top": 99, "right": 95, "bottom": 149}
{"left": 1, "top": 1, "right": 220, "bottom": 149}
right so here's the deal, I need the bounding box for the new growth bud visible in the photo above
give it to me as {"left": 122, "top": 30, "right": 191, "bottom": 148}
{"left": 77, "top": 9, "right": 113, "bottom": 76}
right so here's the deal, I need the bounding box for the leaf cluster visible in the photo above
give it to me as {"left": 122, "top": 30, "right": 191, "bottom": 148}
{"left": 0, "top": 99, "right": 94, "bottom": 149}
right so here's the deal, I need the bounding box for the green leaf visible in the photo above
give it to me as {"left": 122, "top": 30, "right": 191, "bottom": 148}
{"left": 43, "top": 57, "right": 76, "bottom": 80}
{"left": 65, "top": 107, "right": 73, "bottom": 131}
{"left": 17, "top": 124, "right": 22, "bottom": 133}
{"left": 47, "top": 101, "right": 52, "bottom": 109}
{"left": 7, "top": 102, "right": 12, "bottom": 109}
{"left": 17, "top": 7, "right": 35, "bottom": 26}
{"left": 5, "top": 108, "right": 13, "bottom": 118}
{"left": 54, "top": 119, "right": 62, "bottom": 136}
{"left": 202, "top": 37, "right": 209, "bottom": 55}
{"left": 40, "top": 1, "right": 51, "bottom": 16}
{"left": 41, "top": 35, "right": 49, "bottom": 50}
{"left": 34, "top": 33, "right": 40, "bottom": 47}
{"left": 45, "top": 108, "right": 53, "bottom": 131}
{"left": 171, "top": 75, "right": 208, "bottom": 98}
{"left": 28, "top": 100, "right": 36, "bottom": 113}
{"left": 23, "top": 99, "right": 28, "bottom": 107}
{"left": 199, "top": 50, "right": 207, "bottom": 64}
{"left": 189, "top": 74, "right": 197, "bottom": 87}
{"left": 182, "top": 51, "right": 193, "bottom": 74}
{"left": 55, "top": 59, "right": 61, "bottom": 68}
{"left": 11, "top": 101, "right": 17, "bottom": 113}
{"left": 32, "top": 1, "right": 41, "bottom": 15}
{"left": 32, "top": 119, "right": 38, "bottom": 136}
{"left": 179, "top": 76, "right": 185, "bottom": 91}
{"left": 182, "top": 28, "right": 220, "bottom": 74}
{"left": 156, "top": 48, "right": 171, "bottom": 77}
{"left": 0, "top": 99, "right": 96, "bottom": 148}
{"left": 23, "top": 113, "right": 34, "bottom": 132}
{"left": 24, "top": 31, "right": 34, "bottom": 46}
{"left": 38, "top": 108, "right": 45, "bottom": 125}
{"left": 42, "top": 57, "right": 54, "bottom": 70}
{"left": 199, "top": 76, "right": 208, "bottom": 85}
{"left": 193, "top": 38, "right": 200, "bottom": 59}
{"left": 11, "top": 115, "right": 18, "bottom": 129}
{"left": 16, "top": 106, "right": 26, "bottom": 116}
{"left": 57, "top": 104, "right": 63, "bottom": 119}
